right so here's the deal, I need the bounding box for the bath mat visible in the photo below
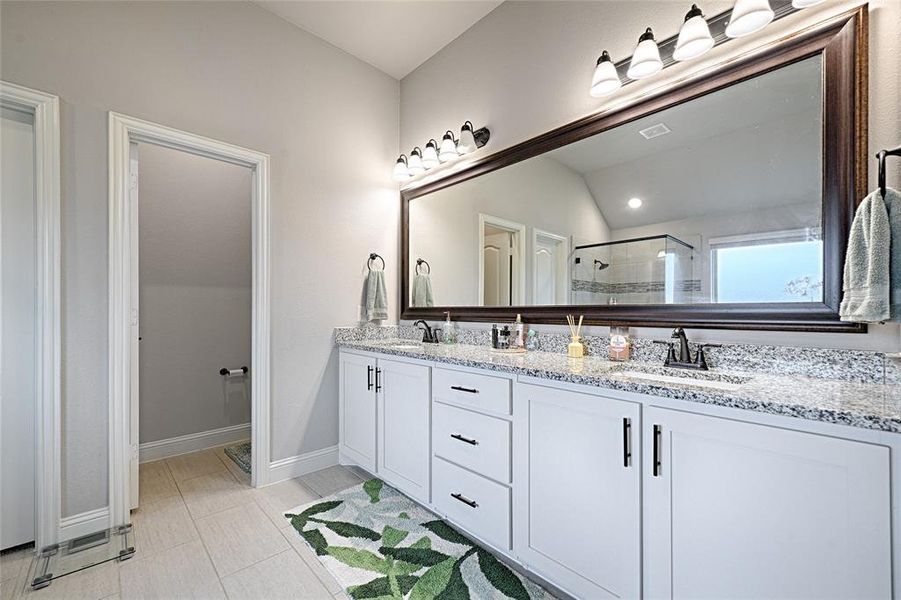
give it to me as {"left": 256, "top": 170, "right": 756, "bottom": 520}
{"left": 223, "top": 441, "right": 251, "bottom": 474}
{"left": 284, "top": 478, "right": 554, "bottom": 599}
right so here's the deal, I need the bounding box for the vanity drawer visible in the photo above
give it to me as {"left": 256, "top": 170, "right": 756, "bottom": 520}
{"left": 432, "top": 367, "right": 512, "bottom": 416}
{"left": 432, "top": 457, "right": 511, "bottom": 551}
{"left": 433, "top": 402, "right": 511, "bottom": 483}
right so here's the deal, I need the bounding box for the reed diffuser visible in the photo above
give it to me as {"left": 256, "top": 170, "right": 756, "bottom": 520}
{"left": 567, "top": 315, "right": 584, "bottom": 358}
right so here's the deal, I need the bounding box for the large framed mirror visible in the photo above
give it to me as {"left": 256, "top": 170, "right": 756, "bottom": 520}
{"left": 401, "top": 8, "right": 867, "bottom": 332}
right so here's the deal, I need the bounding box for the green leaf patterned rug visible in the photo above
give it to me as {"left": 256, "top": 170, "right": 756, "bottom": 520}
{"left": 284, "top": 478, "right": 555, "bottom": 600}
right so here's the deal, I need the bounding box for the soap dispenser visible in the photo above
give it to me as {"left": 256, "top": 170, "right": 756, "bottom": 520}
{"left": 443, "top": 311, "right": 457, "bottom": 345}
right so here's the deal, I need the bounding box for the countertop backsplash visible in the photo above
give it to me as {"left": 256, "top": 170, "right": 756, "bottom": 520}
{"left": 335, "top": 324, "right": 896, "bottom": 386}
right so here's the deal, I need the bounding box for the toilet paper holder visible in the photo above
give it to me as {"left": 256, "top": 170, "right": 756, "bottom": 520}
{"left": 219, "top": 366, "right": 249, "bottom": 377}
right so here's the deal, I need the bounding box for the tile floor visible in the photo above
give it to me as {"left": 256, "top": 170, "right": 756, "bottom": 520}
{"left": 0, "top": 445, "right": 369, "bottom": 600}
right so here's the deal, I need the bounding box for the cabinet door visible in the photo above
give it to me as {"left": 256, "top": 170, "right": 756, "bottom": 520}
{"left": 514, "top": 383, "right": 640, "bottom": 599}
{"left": 644, "top": 406, "right": 891, "bottom": 600}
{"left": 378, "top": 358, "right": 431, "bottom": 503}
{"left": 338, "top": 351, "right": 377, "bottom": 472}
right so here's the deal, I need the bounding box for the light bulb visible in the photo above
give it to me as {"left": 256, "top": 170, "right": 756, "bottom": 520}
{"left": 391, "top": 155, "right": 410, "bottom": 182}
{"left": 590, "top": 51, "right": 622, "bottom": 97}
{"left": 421, "top": 139, "right": 439, "bottom": 169}
{"left": 725, "top": 0, "right": 774, "bottom": 38}
{"left": 626, "top": 28, "right": 663, "bottom": 80}
{"left": 407, "top": 147, "right": 425, "bottom": 175}
{"left": 438, "top": 131, "right": 459, "bottom": 162}
{"left": 673, "top": 5, "right": 715, "bottom": 62}
{"left": 457, "top": 122, "right": 478, "bottom": 154}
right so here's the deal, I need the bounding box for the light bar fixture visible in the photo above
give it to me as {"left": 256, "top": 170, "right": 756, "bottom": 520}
{"left": 391, "top": 121, "right": 490, "bottom": 182}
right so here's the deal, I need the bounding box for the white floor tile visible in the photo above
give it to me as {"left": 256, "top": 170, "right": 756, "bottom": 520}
{"left": 195, "top": 502, "right": 288, "bottom": 578}
{"left": 119, "top": 540, "right": 224, "bottom": 600}
{"left": 22, "top": 560, "right": 118, "bottom": 600}
{"left": 279, "top": 528, "right": 344, "bottom": 596}
{"left": 220, "top": 550, "right": 331, "bottom": 600}
{"left": 177, "top": 470, "right": 252, "bottom": 520}
{"left": 253, "top": 478, "right": 320, "bottom": 529}
{"left": 299, "top": 466, "right": 362, "bottom": 497}
{"left": 165, "top": 450, "right": 227, "bottom": 483}
{"left": 130, "top": 496, "right": 199, "bottom": 556}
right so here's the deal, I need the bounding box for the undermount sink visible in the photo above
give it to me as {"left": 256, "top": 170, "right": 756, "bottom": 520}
{"left": 370, "top": 340, "right": 424, "bottom": 350}
{"left": 610, "top": 364, "right": 751, "bottom": 391}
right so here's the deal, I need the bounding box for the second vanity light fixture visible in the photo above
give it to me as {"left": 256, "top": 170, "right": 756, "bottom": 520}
{"left": 392, "top": 121, "right": 490, "bottom": 182}
{"left": 590, "top": 0, "right": 821, "bottom": 97}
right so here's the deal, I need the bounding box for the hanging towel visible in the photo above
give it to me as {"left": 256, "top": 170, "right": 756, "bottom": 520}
{"left": 365, "top": 270, "right": 388, "bottom": 321}
{"left": 412, "top": 273, "right": 434, "bottom": 307}
{"left": 887, "top": 188, "right": 901, "bottom": 320}
{"left": 840, "top": 188, "right": 899, "bottom": 322}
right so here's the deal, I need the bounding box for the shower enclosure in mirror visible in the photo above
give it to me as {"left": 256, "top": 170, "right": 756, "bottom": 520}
{"left": 402, "top": 8, "right": 866, "bottom": 331}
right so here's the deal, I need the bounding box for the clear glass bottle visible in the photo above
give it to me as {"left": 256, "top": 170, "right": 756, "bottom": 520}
{"left": 609, "top": 325, "right": 632, "bottom": 361}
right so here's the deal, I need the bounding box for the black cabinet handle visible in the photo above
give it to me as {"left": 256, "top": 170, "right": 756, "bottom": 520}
{"left": 450, "top": 385, "right": 478, "bottom": 394}
{"left": 653, "top": 424, "right": 662, "bottom": 477}
{"left": 623, "top": 418, "right": 632, "bottom": 467}
{"left": 375, "top": 368, "right": 382, "bottom": 392}
{"left": 450, "top": 433, "right": 479, "bottom": 446}
{"left": 451, "top": 493, "right": 478, "bottom": 508}
{"left": 367, "top": 365, "right": 373, "bottom": 391}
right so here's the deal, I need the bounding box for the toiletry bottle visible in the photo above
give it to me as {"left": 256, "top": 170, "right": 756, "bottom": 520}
{"left": 499, "top": 326, "right": 510, "bottom": 350}
{"left": 526, "top": 329, "right": 538, "bottom": 351}
{"left": 443, "top": 311, "right": 456, "bottom": 345}
{"left": 512, "top": 314, "right": 525, "bottom": 349}
{"left": 609, "top": 325, "right": 631, "bottom": 361}
{"left": 491, "top": 325, "right": 499, "bottom": 349}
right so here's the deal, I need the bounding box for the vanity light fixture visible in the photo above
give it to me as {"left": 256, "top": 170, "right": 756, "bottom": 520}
{"left": 628, "top": 197, "right": 643, "bottom": 209}
{"left": 438, "top": 130, "right": 459, "bottom": 162}
{"left": 725, "top": 0, "right": 774, "bottom": 38}
{"left": 457, "top": 122, "right": 478, "bottom": 154}
{"left": 673, "top": 4, "right": 715, "bottom": 62}
{"left": 791, "top": 0, "right": 825, "bottom": 7}
{"left": 626, "top": 28, "right": 664, "bottom": 80}
{"left": 407, "top": 147, "right": 426, "bottom": 175}
{"left": 590, "top": 51, "right": 622, "bottom": 97}
{"left": 392, "top": 154, "right": 411, "bottom": 182}
{"left": 422, "top": 139, "right": 440, "bottom": 169}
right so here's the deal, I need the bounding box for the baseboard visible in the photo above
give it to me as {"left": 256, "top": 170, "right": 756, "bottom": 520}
{"left": 268, "top": 445, "right": 339, "bottom": 485}
{"left": 139, "top": 423, "right": 250, "bottom": 463}
{"left": 59, "top": 507, "right": 110, "bottom": 542}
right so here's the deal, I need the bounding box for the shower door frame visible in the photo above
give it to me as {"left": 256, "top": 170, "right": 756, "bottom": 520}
{"left": 107, "top": 112, "right": 271, "bottom": 528}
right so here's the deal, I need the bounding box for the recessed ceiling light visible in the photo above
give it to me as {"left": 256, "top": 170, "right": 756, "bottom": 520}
{"left": 628, "top": 197, "right": 643, "bottom": 209}
{"left": 639, "top": 123, "right": 671, "bottom": 139}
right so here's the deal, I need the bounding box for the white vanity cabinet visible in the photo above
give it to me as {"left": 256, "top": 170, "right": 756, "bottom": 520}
{"left": 644, "top": 405, "right": 892, "bottom": 600}
{"left": 338, "top": 350, "right": 430, "bottom": 502}
{"left": 514, "top": 382, "right": 642, "bottom": 599}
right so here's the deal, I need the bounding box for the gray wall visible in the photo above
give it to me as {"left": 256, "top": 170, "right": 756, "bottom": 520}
{"left": 138, "top": 144, "right": 252, "bottom": 444}
{"left": 0, "top": 1, "right": 400, "bottom": 517}
{"left": 400, "top": 0, "right": 901, "bottom": 351}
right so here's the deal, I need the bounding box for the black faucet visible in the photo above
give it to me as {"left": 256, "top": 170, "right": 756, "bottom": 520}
{"left": 654, "top": 327, "right": 720, "bottom": 370}
{"left": 413, "top": 320, "right": 441, "bottom": 343}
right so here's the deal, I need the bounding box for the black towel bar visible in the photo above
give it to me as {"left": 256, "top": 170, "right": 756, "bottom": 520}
{"left": 877, "top": 145, "right": 901, "bottom": 198}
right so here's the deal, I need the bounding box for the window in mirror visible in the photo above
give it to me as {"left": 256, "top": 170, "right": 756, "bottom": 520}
{"left": 408, "top": 54, "right": 824, "bottom": 308}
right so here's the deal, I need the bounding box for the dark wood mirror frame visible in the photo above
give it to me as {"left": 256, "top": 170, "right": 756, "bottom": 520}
{"left": 401, "top": 7, "right": 868, "bottom": 332}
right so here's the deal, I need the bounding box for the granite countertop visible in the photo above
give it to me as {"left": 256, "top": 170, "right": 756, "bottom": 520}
{"left": 337, "top": 338, "right": 901, "bottom": 433}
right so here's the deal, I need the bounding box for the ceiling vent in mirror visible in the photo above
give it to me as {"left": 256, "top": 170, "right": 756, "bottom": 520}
{"left": 639, "top": 123, "right": 671, "bottom": 139}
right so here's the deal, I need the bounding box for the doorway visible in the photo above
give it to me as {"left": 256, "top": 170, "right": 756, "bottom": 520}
{"left": 532, "top": 229, "right": 570, "bottom": 305}
{"left": 131, "top": 143, "right": 254, "bottom": 509}
{"left": 479, "top": 214, "right": 526, "bottom": 307}
{"left": 0, "top": 82, "right": 60, "bottom": 551}
{"left": 108, "top": 113, "right": 270, "bottom": 528}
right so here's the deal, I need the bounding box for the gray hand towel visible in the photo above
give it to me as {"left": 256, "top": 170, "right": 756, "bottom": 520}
{"left": 365, "top": 270, "right": 388, "bottom": 321}
{"left": 886, "top": 188, "right": 901, "bottom": 320}
{"left": 840, "top": 188, "right": 898, "bottom": 322}
{"left": 412, "top": 273, "right": 434, "bottom": 308}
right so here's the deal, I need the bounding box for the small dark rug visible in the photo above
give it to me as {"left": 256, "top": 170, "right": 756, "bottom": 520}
{"left": 223, "top": 441, "right": 251, "bottom": 474}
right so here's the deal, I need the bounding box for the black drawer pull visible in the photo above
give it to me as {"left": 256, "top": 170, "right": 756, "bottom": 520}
{"left": 451, "top": 493, "right": 478, "bottom": 508}
{"left": 450, "top": 433, "right": 479, "bottom": 446}
{"left": 375, "top": 368, "right": 382, "bottom": 393}
{"left": 623, "top": 417, "right": 632, "bottom": 468}
{"left": 367, "top": 365, "right": 373, "bottom": 391}
{"left": 653, "top": 424, "right": 662, "bottom": 477}
{"left": 450, "top": 385, "right": 479, "bottom": 394}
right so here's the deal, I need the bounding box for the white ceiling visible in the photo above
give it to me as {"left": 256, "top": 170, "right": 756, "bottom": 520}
{"left": 548, "top": 55, "right": 824, "bottom": 230}
{"left": 254, "top": 0, "right": 503, "bottom": 79}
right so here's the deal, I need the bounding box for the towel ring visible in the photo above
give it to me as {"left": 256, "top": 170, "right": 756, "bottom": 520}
{"left": 416, "top": 258, "right": 431, "bottom": 275}
{"left": 877, "top": 145, "right": 901, "bottom": 198}
{"left": 367, "top": 253, "right": 385, "bottom": 271}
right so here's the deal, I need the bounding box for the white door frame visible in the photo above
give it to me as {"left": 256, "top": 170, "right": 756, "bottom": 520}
{"left": 0, "top": 81, "right": 61, "bottom": 549}
{"left": 108, "top": 112, "right": 271, "bottom": 526}
{"left": 477, "top": 214, "right": 527, "bottom": 307}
